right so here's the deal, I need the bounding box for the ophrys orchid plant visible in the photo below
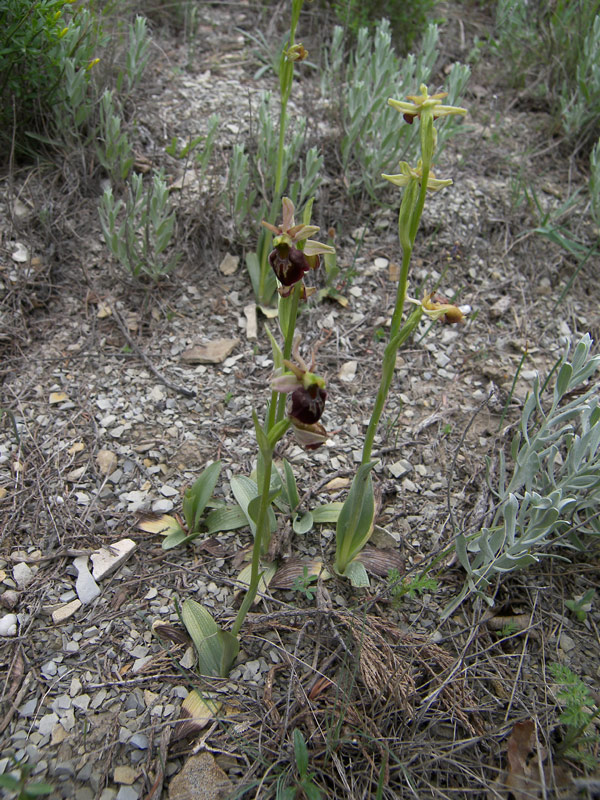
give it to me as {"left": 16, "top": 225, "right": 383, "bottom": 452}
{"left": 334, "top": 85, "right": 467, "bottom": 586}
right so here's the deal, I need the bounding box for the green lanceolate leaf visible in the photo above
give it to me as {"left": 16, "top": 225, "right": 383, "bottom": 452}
{"left": 265, "top": 325, "right": 284, "bottom": 370}
{"left": 246, "top": 252, "right": 261, "bottom": 300}
{"left": 292, "top": 511, "right": 313, "bottom": 534}
{"left": 278, "top": 290, "right": 293, "bottom": 341}
{"left": 293, "top": 728, "right": 309, "bottom": 778}
{"left": 283, "top": 458, "right": 300, "bottom": 510}
{"left": 180, "top": 599, "right": 238, "bottom": 678}
{"left": 248, "top": 489, "right": 280, "bottom": 528}
{"left": 162, "top": 529, "right": 202, "bottom": 550}
{"left": 204, "top": 504, "right": 248, "bottom": 533}
{"left": 343, "top": 559, "right": 370, "bottom": 588}
{"left": 335, "top": 462, "right": 376, "bottom": 574}
{"left": 267, "top": 417, "right": 291, "bottom": 450}
{"left": 252, "top": 409, "right": 271, "bottom": 459}
{"left": 312, "top": 502, "right": 344, "bottom": 524}
{"left": 182, "top": 461, "right": 221, "bottom": 532}
{"left": 231, "top": 475, "right": 276, "bottom": 537}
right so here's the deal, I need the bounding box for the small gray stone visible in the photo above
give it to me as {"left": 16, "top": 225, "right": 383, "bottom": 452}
{"left": 0, "top": 613, "right": 18, "bottom": 636}
{"left": 18, "top": 698, "right": 38, "bottom": 717}
{"left": 116, "top": 786, "right": 140, "bottom": 800}
{"left": 152, "top": 498, "right": 174, "bottom": 513}
{"left": 37, "top": 713, "right": 59, "bottom": 736}
{"left": 129, "top": 733, "right": 149, "bottom": 750}
{"left": 73, "top": 556, "right": 101, "bottom": 605}
{"left": 54, "top": 760, "right": 75, "bottom": 778}
{"left": 76, "top": 761, "right": 93, "bottom": 782}
{"left": 72, "top": 693, "right": 90, "bottom": 711}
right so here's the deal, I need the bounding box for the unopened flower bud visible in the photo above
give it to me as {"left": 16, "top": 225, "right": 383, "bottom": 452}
{"left": 285, "top": 43, "right": 308, "bottom": 62}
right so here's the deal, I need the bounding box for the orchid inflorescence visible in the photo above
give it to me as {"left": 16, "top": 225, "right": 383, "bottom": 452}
{"left": 262, "top": 197, "right": 334, "bottom": 297}
{"left": 271, "top": 337, "right": 328, "bottom": 449}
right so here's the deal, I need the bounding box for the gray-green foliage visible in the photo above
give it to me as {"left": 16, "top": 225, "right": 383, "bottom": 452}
{"left": 99, "top": 171, "right": 179, "bottom": 282}
{"left": 444, "top": 334, "right": 600, "bottom": 618}
{"left": 559, "top": 14, "right": 600, "bottom": 147}
{"left": 590, "top": 137, "right": 600, "bottom": 227}
{"left": 322, "top": 20, "right": 470, "bottom": 198}
{"left": 96, "top": 90, "right": 134, "bottom": 183}
{"left": 226, "top": 92, "right": 323, "bottom": 241}
{"left": 495, "top": 0, "right": 600, "bottom": 150}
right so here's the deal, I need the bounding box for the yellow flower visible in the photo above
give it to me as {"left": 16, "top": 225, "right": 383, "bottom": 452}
{"left": 408, "top": 291, "right": 465, "bottom": 324}
{"left": 388, "top": 83, "right": 467, "bottom": 124}
{"left": 382, "top": 160, "right": 453, "bottom": 192}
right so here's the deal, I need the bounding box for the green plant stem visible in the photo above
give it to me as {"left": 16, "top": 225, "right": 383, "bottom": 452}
{"left": 231, "top": 455, "right": 274, "bottom": 638}
{"left": 360, "top": 198, "right": 425, "bottom": 465}
{"left": 257, "top": 0, "right": 304, "bottom": 304}
{"left": 360, "top": 111, "right": 435, "bottom": 465}
{"left": 361, "top": 302, "right": 422, "bottom": 465}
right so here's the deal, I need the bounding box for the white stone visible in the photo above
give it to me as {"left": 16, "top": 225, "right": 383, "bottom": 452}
{"left": 38, "top": 713, "right": 59, "bottom": 736}
{"left": 90, "top": 539, "right": 137, "bottom": 581}
{"left": 52, "top": 599, "right": 81, "bottom": 624}
{"left": 73, "top": 556, "right": 101, "bottom": 605}
{"left": 338, "top": 360, "right": 357, "bottom": 382}
{"left": 0, "top": 613, "right": 18, "bottom": 636}
{"left": 72, "top": 694, "right": 91, "bottom": 711}
{"left": 152, "top": 498, "right": 174, "bottom": 513}
{"left": 13, "top": 563, "right": 34, "bottom": 588}
{"left": 96, "top": 449, "right": 118, "bottom": 476}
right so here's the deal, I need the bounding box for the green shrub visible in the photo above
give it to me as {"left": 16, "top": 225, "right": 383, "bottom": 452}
{"left": 0, "top": 0, "right": 104, "bottom": 152}
{"left": 495, "top": 0, "right": 600, "bottom": 151}
{"left": 331, "top": 0, "right": 438, "bottom": 54}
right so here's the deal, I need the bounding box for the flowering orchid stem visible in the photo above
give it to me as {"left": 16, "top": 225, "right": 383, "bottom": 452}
{"left": 361, "top": 205, "right": 425, "bottom": 465}
{"left": 258, "top": 0, "right": 303, "bottom": 305}
{"left": 360, "top": 110, "right": 436, "bottom": 465}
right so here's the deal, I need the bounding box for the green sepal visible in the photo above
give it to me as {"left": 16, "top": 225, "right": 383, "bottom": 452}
{"left": 182, "top": 461, "right": 221, "bottom": 532}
